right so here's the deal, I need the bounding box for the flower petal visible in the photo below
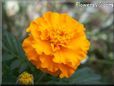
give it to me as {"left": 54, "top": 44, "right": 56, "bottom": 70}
{"left": 58, "top": 64, "right": 75, "bottom": 78}
{"left": 53, "top": 48, "right": 80, "bottom": 67}
{"left": 39, "top": 55, "right": 58, "bottom": 72}
{"left": 67, "top": 34, "right": 90, "bottom": 60}
{"left": 43, "top": 11, "right": 60, "bottom": 28}
{"left": 22, "top": 36, "right": 41, "bottom": 68}
{"left": 32, "top": 39, "right": 52, "bottom": 55}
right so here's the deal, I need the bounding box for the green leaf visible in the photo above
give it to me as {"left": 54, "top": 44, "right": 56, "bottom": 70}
{"left": 3, "top": 31, "right": 27, "bottom": 62}
{"left": 19, "top": 63, "right": 27, "bottom": 73}
{"left": 3, "top": 32, "right": 16, "bottom": 53}
{"left": 69, "top": 67, "right": 101, "bottom": 84}
{"left": 3, "top": 53, "right": 14, "bottom": 61}
{"left": 11, "top": 34, "right": 25, "bottom": 60}
{"left": 47, "top": 67, "right": 102, "bottom": 84}
{"left": 10, "top": 60, "right": 20, "bottom": 70}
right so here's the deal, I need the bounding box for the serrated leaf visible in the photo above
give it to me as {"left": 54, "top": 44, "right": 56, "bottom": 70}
{"left": 10, "top": 60, "right": 20, "bottom": 70}
{"left": 3, "top": 53, "right": 14, "bottom": 61}
{"left": 70, "top": 67, "right": 94, "bottom": 78}
{"left": 3, "top": 31, "right": 26, "bottom": 62}
{"left": 69, "top": 67, "right": 101, "bottom": 84}
{"left": 4, "top": 32, "right": 15, "bottom": 53}
{"left": 11, "top": 35, "right": 24, "bottom": 59}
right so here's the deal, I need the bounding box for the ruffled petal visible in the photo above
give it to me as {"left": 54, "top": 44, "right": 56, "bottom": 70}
{"left": 53, "top": 48, "right": 80, "bottom": 67}
{"left": 32, "top": 39, "right": 52, "bottom": 55}
{"left": 58, "top": 64, "right": 75, "bottom": 78}
{"left": 67, "top": 34, "right": 90, "bottom": 60}
{"left": 43, "top": 11, "right": 60, "bottom": 28}
{"left": 39, "top": 55, "right": 58, "bottom": 72}
{"left": 22, "top": 36, "right": 41, "bottom": 68}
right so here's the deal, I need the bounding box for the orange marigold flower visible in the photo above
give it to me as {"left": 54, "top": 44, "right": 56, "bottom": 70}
{"left": 22, "top": 11, "right": 90, "bottom": 78}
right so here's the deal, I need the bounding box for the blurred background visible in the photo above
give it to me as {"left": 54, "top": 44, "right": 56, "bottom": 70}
{"left": 2, "top": 0, "right": 114, "bottom": 85}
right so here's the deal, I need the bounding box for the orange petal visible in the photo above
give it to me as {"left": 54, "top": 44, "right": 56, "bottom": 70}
{"left": 22, "top": 36, "right": 41, "bottom": 68}
{"left": 53, "top": 48, "right": 80, "bottom": 67}
{"left": 32, "top": 39, "right": 52, "bottom": 55}
{"left": 58, "top": 64, "right": 75, "bottom": 78}
{"left": 39, "top": 55, "right": 58, "bottom": 72}
{"left": 43, "top": 11, "right": 60, "bottom": 28}
{"left": 67, "top": 35, "right": 90, "bottom": 60}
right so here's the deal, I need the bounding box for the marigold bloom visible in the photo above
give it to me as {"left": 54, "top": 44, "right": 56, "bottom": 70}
{"left": 17, "top": 72, "right": 34, "bottom": 85}
{"left": 22, "top": 12, "right": 90, "bottom": 78}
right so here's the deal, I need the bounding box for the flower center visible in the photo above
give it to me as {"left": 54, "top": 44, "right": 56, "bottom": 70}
{"left": 40, "top": 28, "right": 75, "bottom": 51}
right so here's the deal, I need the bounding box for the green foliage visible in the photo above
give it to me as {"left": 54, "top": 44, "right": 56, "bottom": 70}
{"left": 2, "top": 31, "right": 28, "bottom": 84}
{"left": 47, "top": 67, "right": 102, "bottom": 84}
